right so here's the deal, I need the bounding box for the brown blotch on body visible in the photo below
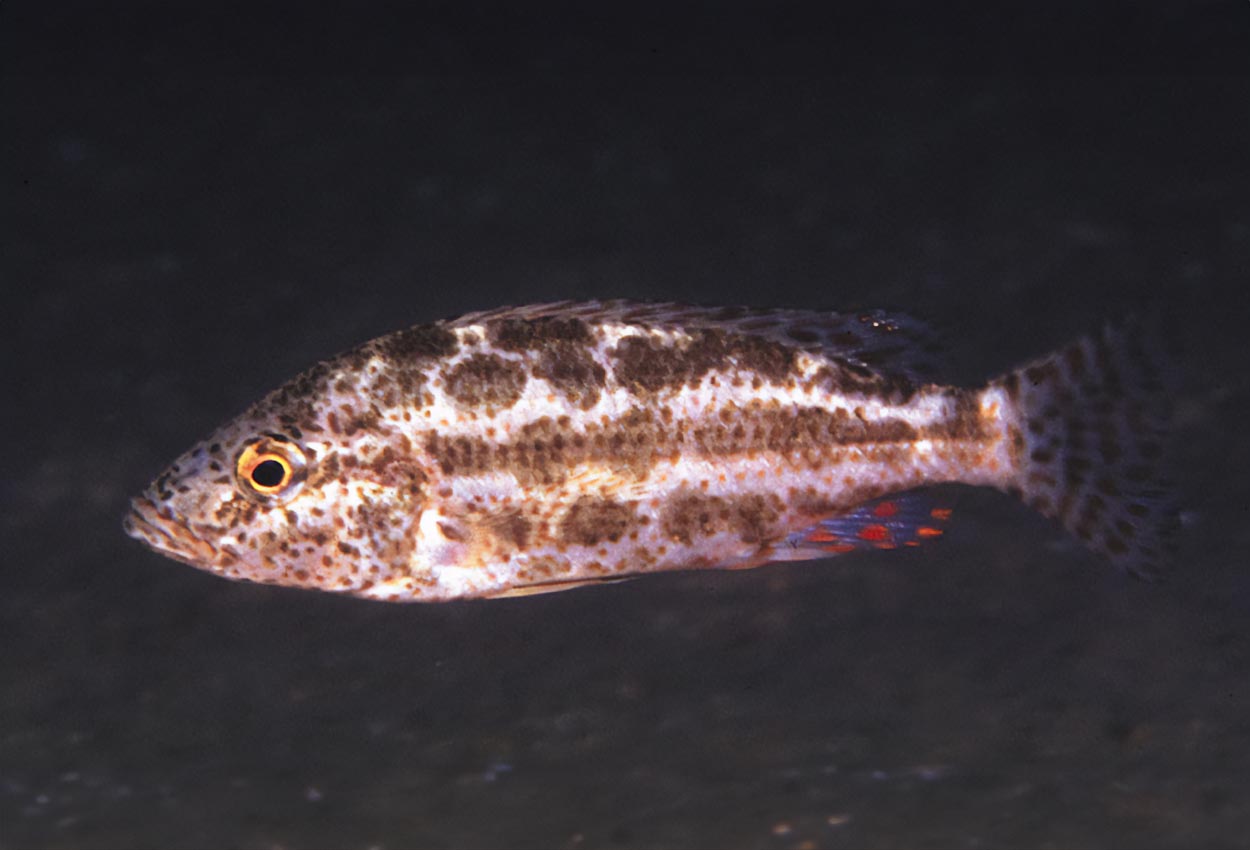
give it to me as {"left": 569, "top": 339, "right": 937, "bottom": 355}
{"left": 379, "top": 324, "right": 459, "bottom": 362}
{"left": 559, "top": 497, "right": 637, "bottom": 546}
{"left": 485, "top": 317, "right": 605, "bottom": 409}
{"left": 611, "top": 329, "right": 800, "bottom": 395}
{"left": 369, "top": 324, "right": 459, "bottom": 405}
{"left": 344, "top": 406, "right": 383, "bottom": 437}
{"left": 444, "top": 353, "right": 528, "bottom": 409}
{"left": 917, "top": 390, "right": 987, "bottom": 443}
{"left": 489, "top": 317, "right": 593, "bottom": 351}
{"left": 369, "top": 446, "right": 426, "bottom": 495}
{"left": 306, "top": 452, "right": 342, "bottom": 489}
{"left": 804, "top": 361, "right": 917, "bottom": 403}
{"left": 661, "top": 490, "right": 783, "bottom": 546}
{"left": 484, "top": 510, "right": 532, "bottom": 550}
{"left": 535, "top": 346, "right": 606, "bottom": 410}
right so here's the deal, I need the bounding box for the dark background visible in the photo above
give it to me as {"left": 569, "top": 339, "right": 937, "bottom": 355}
{"left": 4, "top": 3, "right": 1250, "bottom": 848}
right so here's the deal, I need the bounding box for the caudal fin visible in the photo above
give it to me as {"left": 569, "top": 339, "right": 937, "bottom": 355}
{"left": 993, "top": 320, "right": 1177, "bottom": 578}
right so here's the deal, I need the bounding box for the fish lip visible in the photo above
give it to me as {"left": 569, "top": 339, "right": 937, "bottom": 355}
{"left": 123, "top": 496, "right": 216, "bottom": 566}
{"left": 123, "top": 496, "right": 171, "bottom": 542}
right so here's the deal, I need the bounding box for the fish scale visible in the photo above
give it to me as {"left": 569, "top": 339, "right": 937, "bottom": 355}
{"left": 124, "top": 301, "right": 1175, "bottom": 601}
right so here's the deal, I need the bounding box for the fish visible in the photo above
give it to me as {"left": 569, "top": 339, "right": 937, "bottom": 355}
{"left": 123, "top": 300, "right": 1175, "bottom": 601}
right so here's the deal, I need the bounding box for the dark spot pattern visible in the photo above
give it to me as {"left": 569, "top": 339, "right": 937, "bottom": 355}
{"left": 559, "top": 497, "right": 638, "bottom": 546}
{"left": 263, "top": 361, "right": 333, "bottom": 437}
{"left": 488, "top": 317, "right": 594, "bottom": 351}
{"left": 998, "top": 322, "right": 1176, "bottom": 577}
{"left": 806, "top": 362, "right": 918, "bottom": 404}
{"left": 443, "top": 353, "right": 528, "bottom": 409}
{"left": 534, "top": 346, "right": 606, "bottom": 410}
{"left": 349, "top": 323, "right": 461, "bottom": 406}
{"left": 423, "top": 395, "right": 988, "bottom": 486}
{"left": 484, "top": 317, "right": 605, "bottom": 409}
{"left": 379, "top": 324, "right": 459, "bottom": 362}
{"left": 610, "top": 329, "right": 799, "bottom": 394}
{"left": 661, "top": 490, "right": 784, "bottom": 546}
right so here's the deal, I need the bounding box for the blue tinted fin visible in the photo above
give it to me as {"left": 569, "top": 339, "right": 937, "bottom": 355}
{"left": 766, "top": 492, "right": 955, "bottom": 563}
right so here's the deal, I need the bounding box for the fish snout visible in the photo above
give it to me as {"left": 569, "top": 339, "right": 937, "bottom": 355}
{"left": 123, "top": 496, "right": 218, "bottom": 568}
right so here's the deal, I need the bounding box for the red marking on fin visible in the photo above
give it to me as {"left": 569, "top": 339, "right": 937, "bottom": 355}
{"left": 763, "top": 491, "right": 956, "bottom": 565}
{"left": 806, "top": 529, "right": 841, "bottom": 544}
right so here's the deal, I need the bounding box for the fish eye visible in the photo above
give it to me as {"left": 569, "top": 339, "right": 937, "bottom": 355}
{"left": 235, "top": 437, "right": 307, "bottom": 502}
{"left": 249, "top": 456, "right": 290, "bottom": 490}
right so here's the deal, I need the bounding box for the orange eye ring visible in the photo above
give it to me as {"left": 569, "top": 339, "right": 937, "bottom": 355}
{"left": 235, "top": 437, "right": 307, "bottom": 502}
{"left": 244, "top": 453, "right": 292, "bottom": 493}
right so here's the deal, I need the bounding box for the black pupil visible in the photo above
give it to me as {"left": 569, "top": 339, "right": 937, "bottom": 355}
{"left": 251, "top": 459, "right": 287, "bottom": 488}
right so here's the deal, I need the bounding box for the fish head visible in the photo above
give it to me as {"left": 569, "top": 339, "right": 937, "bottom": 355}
{"left": 124, "top": 360, "right": 436, "bottom": 598}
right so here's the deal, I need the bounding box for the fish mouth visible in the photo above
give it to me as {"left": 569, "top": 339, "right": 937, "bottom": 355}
{"left": 123, "top": 496, "right": 217, "bottom": 567}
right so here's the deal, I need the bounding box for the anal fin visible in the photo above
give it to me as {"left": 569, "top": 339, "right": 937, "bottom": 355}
{"left": 767, "top": 492, "right": 955, "bottom": 564}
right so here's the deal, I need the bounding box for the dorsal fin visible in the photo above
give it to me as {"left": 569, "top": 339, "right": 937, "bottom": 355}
{"left": 450, "top": 300, "right": 946, "bottom": 382}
